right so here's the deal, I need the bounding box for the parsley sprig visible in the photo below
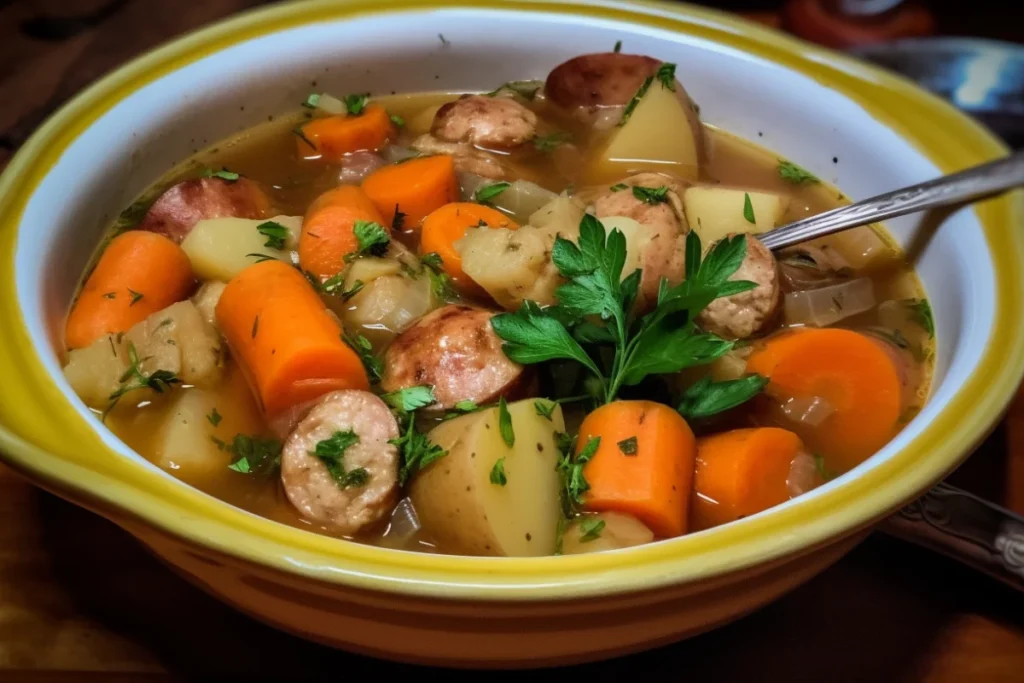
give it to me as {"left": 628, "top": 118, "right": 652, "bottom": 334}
{"left": 104, "top": 342, "right": 181, "bottom": 419}
{"left": 312, "top": 430, "right": 370, "bottom": 489}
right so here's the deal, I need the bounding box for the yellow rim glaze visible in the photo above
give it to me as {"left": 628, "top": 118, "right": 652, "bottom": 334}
{"left": 0, "top": 0, "right": 1021, "bottom": 600}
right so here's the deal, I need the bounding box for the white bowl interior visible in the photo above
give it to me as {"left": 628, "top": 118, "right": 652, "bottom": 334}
{"left": 15, "top": 7, "right": 993, "bottom": 518}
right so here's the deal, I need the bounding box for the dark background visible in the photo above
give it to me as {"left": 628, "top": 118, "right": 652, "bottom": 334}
{"left": 0, "top": 1, "right": 1022, "bottom": 681}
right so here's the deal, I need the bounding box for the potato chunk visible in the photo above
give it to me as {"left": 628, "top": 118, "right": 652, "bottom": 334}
{"left": 590, "top": 81, "right": 701, "bottom": 182}
{"left": 153, "top": 388, "right": 224, "bottom": 475}
{"left": 180, "top": 215, "right": 301, "bottom": 281}
{"left": 410, "top": 399, "right": 565, "bottom": 556}
{"left": 684, "top": 186, "right": 790, "bottom": 246}
{"left": 561, "top": 512, "right": 655, "bottom": 555}
{"left": 63, "top": 334, "right": 129, "bottom": 408}
{"left": 124, "top": 301, "right": 223, "bottom": 386}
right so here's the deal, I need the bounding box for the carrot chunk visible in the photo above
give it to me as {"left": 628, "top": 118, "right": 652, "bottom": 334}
{"left": 362, "top": 155, "right": 460, "bottom": 229}
{"left": 692, "top": 427, "right": 806, "bottom": 531}
{"left": 65, "top": 231, "right": 194, "bottom": 349}
{"left": 295, "top": 105, "right": 394, "bottom": 162}
{"left": 746, "top": 328, "right": 904, "bottom": 473}
{"left": 578, "top": 400, "right": 696, "bottom": 538}
{"left": 215, "top": 260, "right": 369, "bottom": 417}
{"left": 419, "top": 202, "right": 518, "bottom": 292}
{"left": 298, "top": 185, "right": 387, "bottom": 281}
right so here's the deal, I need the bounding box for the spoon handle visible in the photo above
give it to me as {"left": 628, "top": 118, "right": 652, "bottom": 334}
{"left": 760, "top": 151, "right": 1024, "bottom": 251}
{"left": 881, "top": 482, "right": 1024, "bottom": 592}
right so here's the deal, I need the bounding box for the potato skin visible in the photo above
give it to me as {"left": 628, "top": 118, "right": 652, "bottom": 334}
{"left": 410, "top": 399, "right": 565, "bottom": 556}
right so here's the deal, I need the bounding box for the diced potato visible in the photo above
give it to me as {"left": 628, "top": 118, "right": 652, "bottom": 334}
{"left": 590, "top": 82, "right": 700, "bottom": 182}
{"left": 528, "top": 194, "right": 585, "bottom": 233}
{"left": 180, "top": 215, "right": 302, "bottom": 281}
{"left": 63, "top": 334, "right": 129, "bottom": 408}
{"left": 458, "top": 224, "right": 562, "bottom": 310}
{"left": 343, "top": 256, "right": 403, "bottom": 289}
{"left": 192, "top": 281, "right": 227, "bottom": 329}
{"left": 410, "top": 399, "right": 565, "bottom": 556}
{"left": 684, "top": 186, "right": 790, "bottom": 246}
{"left": 124, "top": 301, "right": 222, "bottom": 386}
{"left": 153, "top": 388, "right": 224, "bottom": 475}
{"left": 339, "top": 273, "right": 441, "bottom": 347}
{"left": 561, "top": 512, "right": 655, "bottom": 555}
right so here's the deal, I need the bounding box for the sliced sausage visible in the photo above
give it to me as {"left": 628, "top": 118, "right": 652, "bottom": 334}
{"left": 411, "top": 134, "right": 506, "bottom": 179}
{"left": 592, "top": 173, "right": 689, "bottom": 306}
{"left": 546, "top": 53, "right": 661, "bottom": 109}
{"left": 698, "top": 236, "right": 781, "bottom": 340}
{"left": 281, "top": 390, "right": 400, "bottom": 535}
{"left": 431, "top": 95, "right": 537, "bottom": 150}
{"left": 380, "top": 304, "right": 527, "bottom": 410}
{"left": 139, "top": 177, "right": 271, "bottom": 244}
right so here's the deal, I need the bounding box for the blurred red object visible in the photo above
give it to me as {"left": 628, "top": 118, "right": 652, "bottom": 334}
{"left": 782, "top": 0, "right": 936, "bottom": 49}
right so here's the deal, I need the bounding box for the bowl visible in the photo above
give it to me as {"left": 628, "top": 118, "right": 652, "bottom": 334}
{"left": 0, "top": 0, "right": 1021, "bottom": 668}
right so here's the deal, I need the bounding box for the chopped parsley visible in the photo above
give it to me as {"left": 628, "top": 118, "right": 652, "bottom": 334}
{"left": 814, "top": 454, "right": 835, "bottom": 482}
{"left": 578, "top": 517, "right": 606, "bottom": 542}
{"left": 443, "top": 399, "right": 481, "bottom": 421}
{"left": 613, "top": 40, "right": 622, "bottom": 53}
{"left": 619, "top": 77, "right": 653, "bottom": 127}
{"left": 128, "top": 289, "right": 144, "bottom": 306}
{"left": 301, "top": 92, "right": 321, "bottom": 109}
{"left": 486, "top": 80, "right": 543, "bottom": 100}
{"left": 742, "top": 192, "right": 756, "bottom": 224}
{"left": 246, "top": 253, "right": 278, "bottom": 263}
{"left": 353, "top": 220, "right": 391, "bottom": 256}
{"left": 343, "top": 93, "right": 370, "bottom": 116}
{"left": 533, "top": 132, "right": 571, "bottom": 152}
{"left": 497, "top": 396, "right": 515, "bottom": 447}
{"left": 207, "top": 408, "right": 222, "bottom": 427}
{"left": 103, "top": 342, "right": 181, "bottom": 419}
{"left": 421, "top": 252, "right": 457, "bottom": 301}
{"left": 475, "top": 181, "right": 511, "bottom": 203}
{"left": 391, "top": 413, "right": 448, "bottom": 485}
{"left": 219, "top": 433, "right": 281, "bottom": 475}
{"left": 655, "top": 62, "right": 676, "bottom": 90}
{"left": 778, "top": 160, "right": 819, "bottom": 184}
{"left": 609, "top": 183, "right": 628, "bottom": 192}
{"left": 534, "top": 399, "right": 556, "bottom": 421}
{"left": 381, "top": 385, "right": 437, "bottom": 413}
{"left": 251, "top": 315, "right": 259, "bottom": 339}
{"left": 489, "top": 457, "right": 508, "bottom": 486}
{"left": 293, "top": 125, "right": 315, "bottom": 150}
{"left": 343, "top": 332, "right": 383, "bottom": 384}
{"left": 200, "top": 168, "right": 240, "bottom": 182}
{"left": 390, "top": 113, "right": 405, "bottom": 127}
{"left": 904, "top": 299, "right": 935, "bottom": 338}
{"left": 616, "top": 436, "right": 638, "bottom": 456}
{"left": 632, "top": 185, "right": 668, "bottom": 205}
{"left": 257, "top": 221, "right": 289, "bottom": 250}
{"left": 312, "top": 430, "right": 369, "bottom": 489}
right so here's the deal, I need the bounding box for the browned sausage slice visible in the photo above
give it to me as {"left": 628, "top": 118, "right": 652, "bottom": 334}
{"left": 139, "top": 177, "right": 271, "bottom": 244}
{"left": 432, "top": 95, "right": 538, "bottom": 150}
{"left": 380, "top": 304, "right": 527, "bottom": 410}
{"left": 281, "top": 390, "right": 400, "bottom": 535}
{"left": 545, "top": 53, "right": 661, "bottom": 109}
{"left": 698, "top": 236, "right": 781, "bottom": 340}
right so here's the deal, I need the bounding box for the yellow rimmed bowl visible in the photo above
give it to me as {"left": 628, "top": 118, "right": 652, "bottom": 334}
{"left": 0, "top": 0, "right": 1021, "bottom": 668}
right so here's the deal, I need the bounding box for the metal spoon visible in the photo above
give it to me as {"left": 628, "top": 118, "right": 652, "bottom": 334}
{"left": 760, "top": 151, "right": 1024, "bottom": 251}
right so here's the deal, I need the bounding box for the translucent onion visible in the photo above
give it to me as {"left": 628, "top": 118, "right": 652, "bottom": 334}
{"left": 591, "top": 105, "right": 626, "bottom": 131}
{"left": 778, "top": 394, "right": 836, "bottom": 427}
{"left": 381, "top": 498, "right": 422, "bottom": 547}
{"left": 314, "top": 92, "right": 347, "bottom": 115}
{"left": 458, "top": 171, "right": 558, "bottom": 224}
{"left": 786, "top": 452, "right": 819, "bottom": 498}
{"left": 338, "top": 151, "right": 387, "bottom": 184}
{"left": 383, "top": 145, "right": 420, "bottom": 164}
{"left": 783, "top": 277, "right": 876, "bottom": 327}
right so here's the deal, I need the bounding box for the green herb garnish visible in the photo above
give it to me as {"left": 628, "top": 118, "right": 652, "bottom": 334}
{"left": 489, "top": 457, "right": 508, "bottom": 486}
{"left": 632, "top": 185, "right": 668, "bottom": 205}
{"left": 498, "top": 396, "right": 515, "bottom": 447}
{"left": 533, "top": 132, "right": 571, "bottom": 152}
{"left": 343, "top": 332, "right": 383, "bottom": 384}
{"left": 421, "top": 252, "right": 457, "bottom": 301}
{"left": 814, "top": 454, "right": 835, "bottom": 482}
{"left": 677, "top": 374, "right": 768, "bottom": 420}
{"left": 257, "top": 221, "right": 289, "bottom": 250}
{"left": 613, "top": 40, "right": 622, "bottom": 53}
{"left": 353, "top": 220, "right": 391, "bottom": 257}
{"left": 301, "top": 93, "right": 321, "bottom": 109}
{"left": 200, "top": 168, "right": 240, "bottom": 182}
{"left": 390, "top": 114, "right": 405, "bottom": 127}
{"left": 617, "top": 436, "right": 638, "bottom": 455}
{"left": 655, "top": 62, "right": 676, "bottom": 90}
{"left": 619, "top": 76, "right": 653, "bottom": 127}
{"left": 207, "top": 408, "right": 222, "bottom": 427}
{"left": 486, "top": 80, "right": 543, "bottom": 100}
{"left": 743, "top": 192, "right": 756, "bottom": 224}
{"left": 578, "top": 517, "right": 606, "bottom": 542}
{"left": 382, "top": 385, "right": 437, "bottom": 413}
{"left": 778, "top": 160, "right": 819, "bottom": 184}
{"left": 475, "top": 181, "right": 511, "bottom": 203}
{"left": 391, "top": 413, "right": 448, "bottom": 485}
{"left": 312, "top": 430, "right": 369, "bottom": 489}
{"left": 128, "top": 289, "right": 144, "bottom": 306}
{"left": 293, "top": 125, "right": 316, "bottom": 150}
{"left": 221, "top": 434, "right": 281, "bottom": 475}
{"left": 904, "top": 299, "right": 935, "bottom": 338}
{"left": 534, "top": 399, "right": 556, "bottom": 421}
{"left": 246, "top": 253, "right": 278, "bottom": 263}
{"left": 103, "top": 342, "right": 181, "bottom": 419}
{"left": 609, "top": 183, "right": 628, "bottom": 192}
{"left": 344, "top": 93, "right": 370, "bottom": 116}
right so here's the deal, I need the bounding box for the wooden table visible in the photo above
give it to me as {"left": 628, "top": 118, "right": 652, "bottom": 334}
{"left": 2, "top": 1, "right": 1022, "bottom": 680}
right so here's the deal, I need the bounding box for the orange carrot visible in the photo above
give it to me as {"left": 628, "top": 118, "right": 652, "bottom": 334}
{"left": 215, "top": 260, "right": 369, "bottom": 417}
{"left": 298, "top": 185, "right": 387, "bottom": 281}
{"left": 295, "top": 105, "right": 394, "bottom": 162}
{"left": 419, "top": 202, "right": 518, "bottom": 291}
{"left": 577, "top": 400, "right": 696, "bottom": 538}
{"left": 65, "top": 231, "right": 194, "bottom": 349}
{"left": 692, "top": 427, "right": 806, "bottom": 531}
{"left": 361, "top": 155, "right": 459, "bottom": 229}
{"left": 745, "top": 328, "right": 904, "bottom": 473}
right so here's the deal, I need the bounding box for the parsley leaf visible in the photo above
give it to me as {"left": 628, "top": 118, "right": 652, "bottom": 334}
{"left": 128, "top": 289, "right": 144, "bottom": 306}
{"left": 293, "top": 125, "right": 316, "bottom": 151}
{"left": 257, "top": 221, "right": 289, "bottom": 250}
{"left": 814, "top": 454, "right": 835, "bottom": 481}
{"left": 778, "top": 160, "right": 819, "bottom": 184}
{"left": 391, "top": 413, "right": 447, "bottom": 485}
{"left": 381, "top": 385, "right": 437, "bottom": 413}
{"left": 104, "top": 342, "right": 181, "bottom": 418}
{"left": 486, "top": 80, "right": 543, "bottom": 100}
{"left": 420, "top": 252, "right": 457, "bottom": 301}
{"left": 619, "top": 76, "right": 653, "bottom": 127}
{"left": 442, "top": 399, "right": 481, "bottom": 421}
{"left": 498, "top": 396, "right": 515, "bottom": 447}
{"left": 533, "top": 132, "right": 571, "bottom": 152}
{"left": 534, "top": 399, "right": 556, "bottom": 421}
{"left": 677, "top": 374, "right": 768, "bottom": 420}
{"left": 632, "top": 185, "right": 668, "bottom": 205}
{"left": 557, "top": 436, "right": 600, "bottom": 516}
{"left": 312, "top": 430, "right": 369, "bottom": 489}
{"left": 742, "top": 192, "right": 756, "bottom": 224}
{"left": 610, "top": 183, "right": 628, "bottom": 192}
{"left": 655, "top": 62, "right": 676, "bottom": 91}
{"left": 489, "top": 457, "right": 508, "bottom": 486}
{"left": 207, "top": 408, "right": 222, "bottom": 427}
{"left": 617, "top": 436, "right": 638, "bottom": 455}
{"left": 344, "top": 93, "right": 370, "bottom": 116}
{"left": 390, "top": 114, "right": 405, "bottom": 127}
{"left": 904, "top": 298, "right": 935, "bottom": 338}
{"left": 578, "top": 517, "right": 606, "bottom": 542}
{"left": 475, "top": 182, "right": 511, "bottom": 203}
{"left": 222, "top": 434, "right": 281, "bottom": 475}
{"left": 353, "top": 220, "right": 391, "bottom": 256}
{"left": 343, "top": 332, "right": 383, "bottom": 383}
{"left": 613, "top": 40, "right": 623, "bottom": 53}
{"left": 301, "top": 92, "right": 321, "bottom": 109}
{"left": 200, "top": 168, "right": 240, "bottom": 182}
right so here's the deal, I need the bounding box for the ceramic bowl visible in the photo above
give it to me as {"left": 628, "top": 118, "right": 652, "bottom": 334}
{"left": 0, "top": 0, "right": 1021, "bottom": 668}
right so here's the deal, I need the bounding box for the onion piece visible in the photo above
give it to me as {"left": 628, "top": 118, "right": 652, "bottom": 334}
{"left": 778, "top": 245, "right": 853, "bottom": 292}
{"left": 458, "top": 171, "right": 558, "bottom": 224}
{"left": 338, "top": 151, "right": 387, "bottom": 184}
{"left": 778, "top": 394, "right": 836, "bottom": 427}
{"left": 380, "top": 497, "right": 422, "bottom": 548}
{"left": 783, "top": 277, "right": 876, "bottom": 327}
{"left": 313, "top": 92, "right": 348, "bottom": 115}
{"left": 787, "top": 452, "right": 819, "bottom": 498}
{"left": 383, "top": 145, "right": 420, "bottom": 164}
{"left": 591, "top": 105, "right": 626, "bottom": 131}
